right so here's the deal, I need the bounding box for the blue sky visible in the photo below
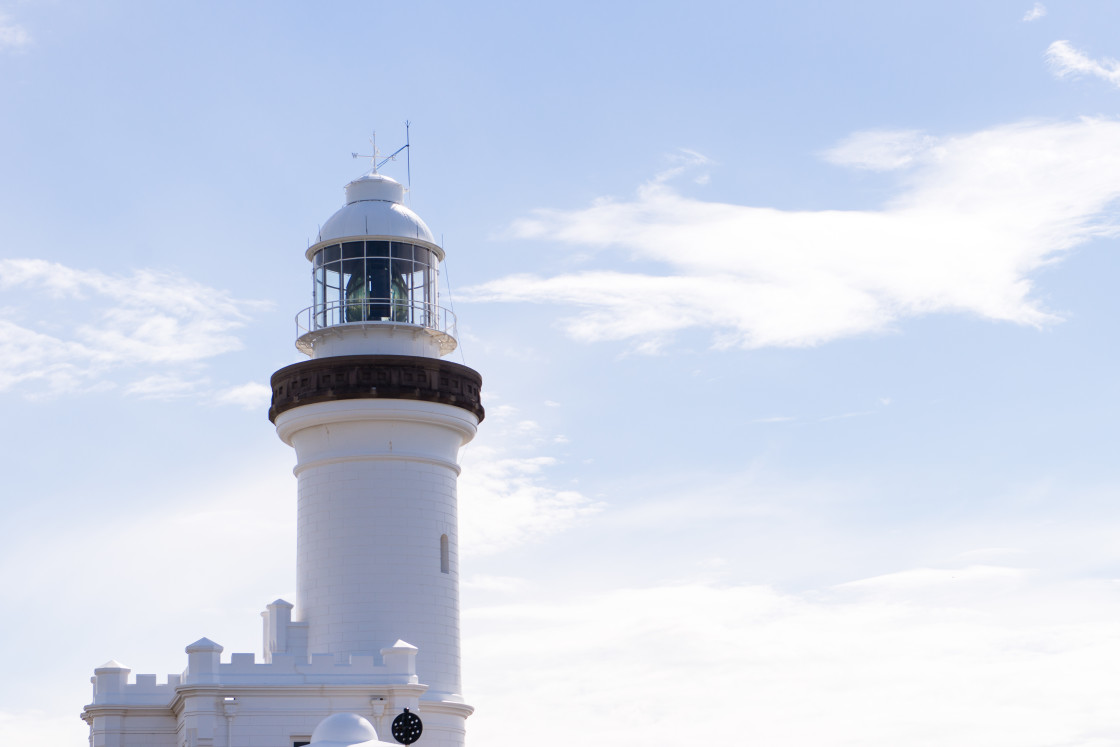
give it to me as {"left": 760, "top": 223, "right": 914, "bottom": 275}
{"left": 4, "top": 1, "right": 1120, "bottom": 745}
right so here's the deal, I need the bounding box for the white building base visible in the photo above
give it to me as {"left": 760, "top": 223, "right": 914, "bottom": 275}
{"left": 81, "top": 625, "right": 472, "bottom": 747}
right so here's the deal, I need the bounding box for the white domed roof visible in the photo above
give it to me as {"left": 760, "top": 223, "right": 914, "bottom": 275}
{"left": 309, "top": 713, "right": 382, "bottom": 747}
{"left": 316, "top": 172, "right": 436, "bottom": 250}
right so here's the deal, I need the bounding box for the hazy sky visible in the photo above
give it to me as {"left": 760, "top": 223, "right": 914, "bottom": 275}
{"left": 4, "top": 2, "right": 1120, "bottom": 745}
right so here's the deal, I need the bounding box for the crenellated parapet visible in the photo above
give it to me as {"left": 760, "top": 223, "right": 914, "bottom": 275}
{"left": 182, "top": 642, "right": 421, "bottom": 688}
{"left": 82, "top": 631, "right": 438, "bottom": 747}
{"left": 88, "top": 637, "right": 421, "bottom": 708}
{"left": 89, "top": 660, "right": 182, "bottom": 706}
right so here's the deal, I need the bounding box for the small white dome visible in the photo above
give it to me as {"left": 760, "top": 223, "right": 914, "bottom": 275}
{"left": 315, "top": 172, "right": 436, "bottom": 252}
{"left": 310, "top": 713, "right": 381, "bottom": 747}
{"left": 345, "top": 172, "right": 405, "bottom": 203}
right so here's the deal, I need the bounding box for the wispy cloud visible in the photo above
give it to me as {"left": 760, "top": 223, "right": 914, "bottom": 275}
{"left": 457, "top": 402, "right": 603, "bottom": 554}
{"left": 0, "top": 468, "right": 297, "bottom": 615}
{"left": 0, "top": 710, "right": 83, "bottom": 747}
{"left": 838, "top": 564, "right": 1026, "bottom": 593}
{"left": 466, "top": 119, "right": 1120, "bottom": 351}
{"left": 1047, "top": 40, "right": 1120, "bottom": 87}
{"left": 459, "top": 447, "right": 602, "bottom": 554}
{"left": 465, "top": 570, "right": 1120, "bottom": 746}
{"left": 125, "top": 374, "right": 201, "bottom": 400}
{"left": 0, "top": 13, "right": 30, "bottom": 53}
{"left": 824, "top": 129, "right": 943, "bottom": 171}
{"left": 0, "top": 259, "right": 266, "bottom": 397}
{"left": 463, "top": 574, "right": 528, "bottom": 593}
{"left": 215, "top": 382, "right": 272, "bottom": 410}
{"left": 1023, "top": 3, "right": 1046, "bottom": 22}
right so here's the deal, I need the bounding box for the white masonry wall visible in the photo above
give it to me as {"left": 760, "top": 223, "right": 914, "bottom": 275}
{"left": 84, "top": 636, "right": 472, "bottom": 747}
{"left": 275, "top": 397, "right": 478, "bottom": 707}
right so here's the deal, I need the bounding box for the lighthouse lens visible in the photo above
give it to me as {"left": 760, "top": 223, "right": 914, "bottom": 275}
{"left": 314, "top": 241, "right": 436, "bottom": 328}
{"left": 346, "top": 257, "right": 409, "bottom": 322}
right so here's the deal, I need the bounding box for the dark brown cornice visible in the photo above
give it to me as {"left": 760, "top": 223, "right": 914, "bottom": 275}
{"left": 269, "top": 355, "right": 484, "bottom": 423}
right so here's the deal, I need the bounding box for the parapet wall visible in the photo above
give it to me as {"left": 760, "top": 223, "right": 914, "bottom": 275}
{"left": 91, "top": 664, "right": 181, "bottom": 705}
{"left": 90, "top": 636, "right": 419, "bottom": 706}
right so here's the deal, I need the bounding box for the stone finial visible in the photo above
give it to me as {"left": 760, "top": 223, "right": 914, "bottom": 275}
{"left": 185, "top": 637, "right": 224, "bottom": 653}
{"left": 185, "top": 637, "right": 223, "bottom": 684}
{"left": 380, "top": 640, "right": 418, "bottom": 680}
{"left": 95, "top": 659, "right": 129, "bottom": 672}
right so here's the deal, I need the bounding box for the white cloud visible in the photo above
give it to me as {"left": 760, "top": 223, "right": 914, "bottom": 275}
{"left": 655, "top": 148, "right": 712, "bottom": 182}
{"left": 1023, "top": 3, "right": 1046, "bottom": 22}
{"left": 0, "top": 460, "right": 304, "bottom": 747}
{"left": 0, "top": 13, "right": 30, "bottom": 52}
{"left": 457, "top": 402, "right": 602, "bottom": 553}
{"left": 486, "top": 403, "right": 519, "bottom": 420}
{"left": 466, "top": 119, "right": 1120, "bottom": 351}
{"left": 824, "top": 129, "right": 944, "bottom": 171}
{"left": 1047, "top": 40, "right": 1120, "bottom": 87}
{"left": 0, "top": 319, "right": 100, "bottom": 394}
{"left": 819, "top": 409, "right": 876, "bottom": 422}
{"left": 0, "top": 259, "right": 264, "bottom": 396}
{"left": 0, "top": 467, "right": 296, "bottom": 617}
{"left": 0, "top": 709, "right": 85, "bottom": 747}
{"left": 464, "top": 571, "right": 1120, "bottom": 746}
{"left": 513, "top": 419, "right": 540, "bottom": 434}
{"left": 459, "top": 446, "right": 602, "bottom": 555}
{"left": 215, "top": 381, "right": 273, "bottom": 410}
{"left": 126, "top": 374, "right": 201, "bottom": 399}
{"left": 839, "top": 563, "right": 1026, "bottom": 593}
{"left": 463, "top": 574, "right": 528, "bottom": 593}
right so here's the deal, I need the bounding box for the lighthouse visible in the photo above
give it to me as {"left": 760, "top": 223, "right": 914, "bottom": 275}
{"left": 269, "top": 167, "right": 484, "bottom": 715}
{"left": 82, "top": 162, "right": 483, "bottom": 747}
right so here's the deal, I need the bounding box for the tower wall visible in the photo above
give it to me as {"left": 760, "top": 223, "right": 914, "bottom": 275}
{"left": 275, "top": 397, "right": 478, "bottom": 703}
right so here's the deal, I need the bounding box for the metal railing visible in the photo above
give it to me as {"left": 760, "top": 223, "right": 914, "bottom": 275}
{"left": 296, "top": 299, "right": 458, "bottom": 340}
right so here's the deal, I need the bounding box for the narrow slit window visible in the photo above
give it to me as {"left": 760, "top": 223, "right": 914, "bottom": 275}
{"left": 440, "top": 534, "right": 450, "bottom": 574}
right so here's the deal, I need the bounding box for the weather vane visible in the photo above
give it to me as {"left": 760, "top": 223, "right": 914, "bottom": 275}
{"left": 352, "top": 121, "right": 411, "bottom": 177}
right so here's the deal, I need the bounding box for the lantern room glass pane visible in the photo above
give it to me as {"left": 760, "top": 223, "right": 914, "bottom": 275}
{"left": 391, "top": 242, "right": 413, "bottom": 262}
{"left": 342, "top": 254, "right": 366, "bottom": 322}
{"left": 324, "top": 261, "right": 342, "bottom": 326}
{"left": 309, "top": 240, "right": 441, "bottom": 331}
{"left": 314, "top": 266, "right": 325, "bottom": 327}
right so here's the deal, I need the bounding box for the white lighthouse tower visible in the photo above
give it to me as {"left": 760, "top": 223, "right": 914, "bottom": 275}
{"left": 82, "top": 161, "right": 483, "bottom": 747}
{"left": 269, "top": 166, "right": 484, "bottom": 722}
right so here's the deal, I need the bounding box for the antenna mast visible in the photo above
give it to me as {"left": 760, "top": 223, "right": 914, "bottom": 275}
{"left": 352, "top": 123, "right": 411, "bottom": 177}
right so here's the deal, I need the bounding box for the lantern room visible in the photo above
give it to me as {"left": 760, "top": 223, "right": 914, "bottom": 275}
{"left": 295, "top": 171, "right": 456, "bottom": 359}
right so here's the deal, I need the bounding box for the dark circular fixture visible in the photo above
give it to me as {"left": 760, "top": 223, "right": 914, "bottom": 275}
{"left": 391, "top": 708, "right": 423, "bottom": 745}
